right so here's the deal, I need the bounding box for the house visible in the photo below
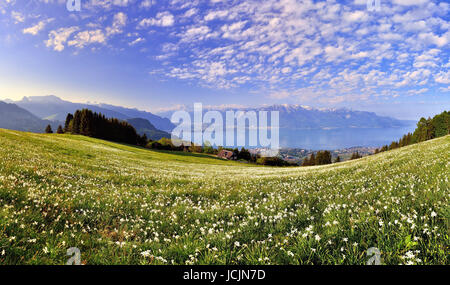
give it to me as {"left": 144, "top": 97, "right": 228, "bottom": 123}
{"left": 217, "top": 149, "right": 236, "bottom": 160}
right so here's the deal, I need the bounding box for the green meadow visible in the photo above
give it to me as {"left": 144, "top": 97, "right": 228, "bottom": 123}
{"left": 0, "top": 129, "right": 448, "bottom": 265}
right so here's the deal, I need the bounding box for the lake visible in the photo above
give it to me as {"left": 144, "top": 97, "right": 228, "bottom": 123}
{"left": 187, "top": 124, "right": 417, "bottom": 150}
{"left": 278, "top": 125, "right": 418, "bottom": 150}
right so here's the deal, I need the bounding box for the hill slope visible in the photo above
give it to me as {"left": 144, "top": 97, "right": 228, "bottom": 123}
{"left": 0, "top": 129, "right": 448, "bottom": 265}
{"left": 125, "top": 118, "right": 171, "bottom": 141}
{"left": 0, "top": 102, "right": 59, "bottom": 133}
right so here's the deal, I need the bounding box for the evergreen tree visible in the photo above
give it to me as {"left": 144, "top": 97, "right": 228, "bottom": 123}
{"left": 233, "top": 148, "right": 239, "bottom": 158}
{"left": 56, "top": 125, "right": 64, "bottom": 134}
{"left": 140, "top": 134, "right": 148, "bottom": 146}
{"left": 62, "top": 109, "right": 142, "bottom": 146}
{"left": 302, "top": 156, "right": 310, "bottom": 166}
{"left": 389, "top": 141, "right": 399, "bottom": 150}
{"left": 72, "top": 110, "right": 81, "bottom": 134}
{"left": 79, "top": 109, "right": 94, "bottom": 136}
{"left": 315, "top": 151, "right": 332, "bottom": 165}
{"left": 64, "top": 113, "right": 73, "bottom": 133}
{"left": 238, "top": 148, "right": 252, "bottom": 161}
{"left": 302, "top": 153, "right": 316, "bottom": 166}
{"left": 309, "top": 153, "right": 315, "bottom": 166}
{"left": 425, "top": 117, "right": 435, "bottom": 141}
{"left": 335, "top": 155, "right": 341, "bottom": 163}
{"left": 350, "top": 152, "right": 362, "bottom": 160}
{"left": 432, "top": 111, "right": 449, "bottom": 137}
{"left": 45, "top": 125, "right": 53, "bottom": 134}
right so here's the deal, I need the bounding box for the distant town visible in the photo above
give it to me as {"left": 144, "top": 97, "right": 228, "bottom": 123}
{"left": 251, "top": 146, "right": 378, "bottom": 165}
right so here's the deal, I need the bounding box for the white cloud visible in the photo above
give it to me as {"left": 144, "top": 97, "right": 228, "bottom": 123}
{"left": 343, "top": 11, "right": 368, "bottom": 22}
{"left": 418, "top": 32, "right": 449, "bottom": 47}
{"left": 140, "top": 0, "right": 154, "bottom": 9}
{"left": 204, "top": 10, "right": 228, "bottom": 21}
{"left": 183, "top": 8, "right": 197, "bottom": 18}
{"left": 181, "top": 25, "right": 211, "bottom": 42}
{"left": 11, "top": 11, "right": 25, "bottom": 24}
{"left": 129, "top": 37, "right": 145, "bottom": 46}
{"left": 23, "top": 19, "right": 54, "bottom": 36}
{"left": 68, "top": 29, "right": 106, "bottom": 48}
{"left": 139, "top": 11, "right": 174, "bottom": 28}
{"left": 45, "top": 26, "right": 79, "bottom": 52}
{"left": 434, "top": 71, "right": 450, "bottom": 84}
{"left": 106, "top": 12, "right": 127, "bottom": 36}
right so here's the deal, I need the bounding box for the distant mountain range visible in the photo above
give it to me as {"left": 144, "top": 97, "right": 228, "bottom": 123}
{"left": 0, "top": 96, "right": 417, "bottom": 148}
{"left": 125, "top": 118, "right": 171, "bottom": 141}
{"left": 7, "top": 95, "right": 174, "bottom": 132}
{"left": 157, "top": 104, "right": 414, "bottom": 129}
{"left": 0, "top": 96, "right": 173, "bottom": 140}
{"left": 0, "top": 101, "right": 59, "bottom": 133}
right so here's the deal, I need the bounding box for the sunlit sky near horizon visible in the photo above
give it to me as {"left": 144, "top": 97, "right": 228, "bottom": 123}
{"left": 0, "top": 0, "right": 449, "bottom": 120}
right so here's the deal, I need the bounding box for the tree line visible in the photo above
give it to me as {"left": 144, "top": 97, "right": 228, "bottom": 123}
{"left": 46, "top": 109, "right": 148, "bottom": 146}
{"left": 375, "top": 111, "right": 449, "bottom": 154}
{"left": 146, "top": 137, "right": 280, "bottom": 165}
{"left": 300, "top": 150, "right": 354, "bottom": 166}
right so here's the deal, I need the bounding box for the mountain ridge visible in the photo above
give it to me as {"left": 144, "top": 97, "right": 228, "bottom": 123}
{"left": 125, "top": 118, "right": 171, "bottom": 141}
{"left": 157, "top": 104, "right": 414, "bottom": 130}
{"left": 7, "top": 95, "right": 175, "bottom": 132}
{"left": 0, "top": 101, "right": 59, "bottom": 133}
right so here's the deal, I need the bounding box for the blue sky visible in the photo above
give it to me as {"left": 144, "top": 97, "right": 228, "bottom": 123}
{"left": 0, "top": 0, "right": 448, "bottom": 119}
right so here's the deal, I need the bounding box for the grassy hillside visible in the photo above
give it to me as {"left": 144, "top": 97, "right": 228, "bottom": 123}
{"left": 0, "top": 129, "right": 448, "bottom": 265}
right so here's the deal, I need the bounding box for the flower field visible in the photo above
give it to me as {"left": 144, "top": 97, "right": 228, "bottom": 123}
{"left": 0, "top": 129, "right": 448, "bottom": 265}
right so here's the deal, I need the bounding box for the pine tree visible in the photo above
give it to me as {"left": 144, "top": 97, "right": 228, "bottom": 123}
{"left": 45, "top": 125, "right": 53, "bottom": 134}
{"left": 432, "top": 111, "right": 449, "bottom": 137}
{"left": 64, "top": 113, "right": 73, "bottom": 133}
{"left": 350, "top": 152, "right": 362, "bottom": 160}
{"left": 56, "top": 125, "right": 64, "bottom": 134}
{"left": 310, "top": 153, "right": 316, "bottom": 166}
{"left": 238, "top": 148, "right": 252, "bottom": 161}
{"left": 425, "top": 117, "right": 435, "bottom": 141}
{"left": 302, "top": 156, "right": 310, "bottom": 166}
{"left": 335, "top": 155, "right": 341, "bottom": 163}
{"left": 315, "top": 151, "right": 332, "bottom": 165}
{"left": 72, "top": 110, "right": 81, "bottom": 134}
{"left": 389, "top": 141, "right": 399, "bottom": 150}
{"left": 141, "top": 134, "right": 148, "bottom": 146}
{"left": 80, "top": 109, "right": 91, "bottom": 136}
{"left": 233, "top": 148, "right": 239, "bottom": 159}
{"left": 302, "top": 153, "right": 316, "bottom": 166}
